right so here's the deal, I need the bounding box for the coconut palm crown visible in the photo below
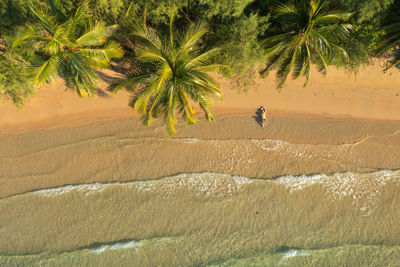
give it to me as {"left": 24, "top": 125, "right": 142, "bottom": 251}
{"left": 12, "top": 0, "right": 123, "bottom": 97}
{"left": 109, "top": 18, "right": 228, "bottom": 136}
{"left": 261, "top": 0, "right": 352, "bottom": 89}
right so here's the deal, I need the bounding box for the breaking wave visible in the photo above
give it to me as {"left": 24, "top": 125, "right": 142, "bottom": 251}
{"left": 28, "top": 169, "right": 400, "bottom": 215}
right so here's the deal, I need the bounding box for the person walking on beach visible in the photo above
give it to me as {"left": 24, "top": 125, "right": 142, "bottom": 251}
{"left": 260, "top": 106, "right": 266, "bottom": 129}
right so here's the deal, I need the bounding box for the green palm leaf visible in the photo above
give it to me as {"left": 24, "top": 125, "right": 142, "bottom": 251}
{"left": 262, "top": 0, "right": 352, "bottom": 89}
{"left": 12, "top": 0, "right": 123, "bottom": 97}
{"left": 108, "top": 20, "right": 227, "bottom": 136}
{"left": 76, "top": 23, "right": 118, "bottom": 47}
{"left": 33, "top": 55, "right": 60, "bottom": 86}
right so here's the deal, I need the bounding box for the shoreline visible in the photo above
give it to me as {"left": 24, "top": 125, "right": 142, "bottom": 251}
{"left": 1, "top": 112, "right": 399, "bottom": 198}
{"left": 0, "top": 58, "right": 399, "bottom": 133}
{"left": 1, "top": 107, "right": 400, "bottom": 134}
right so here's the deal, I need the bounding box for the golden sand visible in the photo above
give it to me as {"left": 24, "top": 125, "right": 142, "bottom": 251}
{"left": 0, "top": 59, "right": 400, "bottom": 133}
{"left": 0, "top": 61, "right": 400, "bottom": 266}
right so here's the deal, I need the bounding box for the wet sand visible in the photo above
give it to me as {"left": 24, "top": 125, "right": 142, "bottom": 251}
{"left": 1, "top": 114, "right": 400, "bottom": 198}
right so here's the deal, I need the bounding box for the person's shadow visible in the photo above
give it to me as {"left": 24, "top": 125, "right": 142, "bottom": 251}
{"left": 252, "top": 108, "right": 263, "bottom": 128}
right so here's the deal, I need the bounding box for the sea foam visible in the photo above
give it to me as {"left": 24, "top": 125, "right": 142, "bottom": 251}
{"left": 32, "top": 172, "right": 253, "bottom": 198}
{"left": 29, "top": 170, "right": 400, "bottom": 215}
{"left": 283, "top": 250, "right": 312, "bottom": 259}
{"left": 90, "top": 240, "right": 143, "bottom": 254}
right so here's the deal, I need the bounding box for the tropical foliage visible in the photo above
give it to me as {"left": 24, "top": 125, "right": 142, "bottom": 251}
{"left": 1, "top": 0, "right": 400, "bottom": 134}
{"left": 109, "top": 19, "right": 228, "bottom": 136}
{"left": 11, "top": 0, "right": 123, "bottom": 96}
{"left": 374, "top": 1, "right": 400, "bottom": 71}
{"left": 375, "top": 22, "right": 400, "bottom": 70}
{"left": 260, "top": 0, "right": 352, "bottom": 89}
{"left": 0, "top": 39, "right": 33, "bottom": 108}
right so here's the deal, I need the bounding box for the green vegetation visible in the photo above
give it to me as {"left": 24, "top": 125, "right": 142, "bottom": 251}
{"left": 11, "top": 0, "right": 123, "bottom": 96}
{"left": 375, "top": 0, "right": 400, "bottom": 70}
{"left": 0, "top": 40, "right": 33, "bottom": 108}
{"left": 376, "top": 21, "right": 400, "bottom": 70}
{"left": 110, "top": 19, "right": 228, "bottom": 136}
{"left": 260, "top": 0, "right": 352, "bottom": 88}
{"left": 0, "top": 0, "right": 399, "bottom": 134}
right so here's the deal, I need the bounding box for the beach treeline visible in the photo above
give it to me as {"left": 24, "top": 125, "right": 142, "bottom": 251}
{"left": 0, "top": 0, "right": 399, "bottom": 135}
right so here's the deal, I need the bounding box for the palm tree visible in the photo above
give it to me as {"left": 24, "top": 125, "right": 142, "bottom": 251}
{"left": 12, "top": 0, "right": 123, "bottom": 97}
{"left": 261, "top": 0, "right": 352, "bottom": 89}
{"left": 375, "top": 21, "right": 400, "bottom": 71}
{"left": 109, "top": 18, "right": 228, "bottom": 136}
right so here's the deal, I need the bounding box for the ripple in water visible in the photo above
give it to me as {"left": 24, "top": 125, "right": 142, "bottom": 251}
{"left": 30, "top": 170, "right": 400, "bottom": 215}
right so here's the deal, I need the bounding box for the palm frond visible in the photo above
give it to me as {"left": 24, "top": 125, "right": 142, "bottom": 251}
{"left": 263, "top": 33, "right": 294, "bottom": 50}
{"left": 292, "top": 46, "right": 307, "bottom": 79}
{"left": 178, "top": 91, "right": 197, "bottom": 125}
{"left": 275, "top": 2, "right": 297, "bottom": 15}
{"left": 32, "top": 55, "right": 60, "bottom": 87}
{"left": 165, "top": 84, "right": 177, "bottom": 137}
{"left": 315, "top": 12, "right": 352, "bottom": 25}
{"left": 186, "top": 48, "right": 220, "bottom": 68}
{"left": 12, "top": 25, "right": 40, "bottom": 48}
{"left": 13, "top": 0, "right": 117, "bottom": 97}
{"left": 260, "top": 45, "right": 289, "bottom": 77}
{"left": 275, "top": 49, "right": 294, "bottom": 89}
{"left": 146, "top": 84, "right": 169, "bottom": 125}
{"left": 67, "top": 53, "right": 98, "bottom": 95}
{"left": 131, "top": 23, "right": 162, "bottom": 50}
{"left": 26, "top": 3, "right": 54, "bottom": 35}
{"left": 76, "top": 22, "right": 118, "bottom": 47}
{"left": 66, "top": 0, "right": 89, "bottom": 37}
{"left": 79, "top": 41, "right": 124, "bottom": 68}
{"left": 46, "top": 0, "right": 59, "bottom": 16}
{"left": 185, "top": 70, "right": 222, "bottom": 98}
{"left": 180, "top": 21, "right": 208, "bottom": 51}
{"left": 198, "top": 95, "right": 215, "bottom": 122}
{"left": 43, "top": 27, "right": 66, "bottom": 55}
{"left": 119, "top": 19, "right": 223, "bottom": 136}
{"left": 262, "top": 0, "right": 352, "bottom": 89}
{"left": 136, "top": 48, "right": 167, "bottom": 64}
{"left": 303, "top": 42, "right": 312, "bottom": 86}
{"left": 108, "top": 73, "right": 152, "bottom": 93}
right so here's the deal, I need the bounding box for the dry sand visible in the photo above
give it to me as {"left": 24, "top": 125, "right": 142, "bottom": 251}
{"left": 0, "top": 59, "right": 399, "bottom": 133}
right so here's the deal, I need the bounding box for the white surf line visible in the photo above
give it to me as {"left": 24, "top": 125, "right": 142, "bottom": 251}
{"left": 0, "top": 239, "right": 145, "bottom": 258}
{"left": 89, "top": 240, "right": 143, "bottom": 254}
{"left": 19, "top": 169, "right": 400, "bottom": 199}
{"left": 30, "top": 172, "right": 255, "bottom": 197}
{"left": 282, "top": 249, "right": 312, "bottom": 259}
{"left": 274, "top": 169, "right": 400, "bottom": 192}
{"left": 275, "top": 169, "right": 400, "bottom": 216}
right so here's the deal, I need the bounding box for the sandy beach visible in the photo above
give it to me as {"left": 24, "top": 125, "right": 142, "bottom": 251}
{"left": 1, "top": 59, "right": 400, "bottom": 133}
{"left": 1, "top": 60, "right": 400, "bottom": 266}
{"left": 0, "top": 60, "right": 399, "bottom": 196}
{"left": 3, "top": 0, "right": 400, "bottom": 264}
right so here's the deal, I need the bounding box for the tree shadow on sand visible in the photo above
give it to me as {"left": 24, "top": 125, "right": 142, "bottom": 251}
{"left": 96, "top": 88, "right": 111, "bottom": 98}
{"left": 96, "top": 70, "right": 115, "bottom": 83}
{"left": 94, "top": 70, "right": 116, "bottom": 98}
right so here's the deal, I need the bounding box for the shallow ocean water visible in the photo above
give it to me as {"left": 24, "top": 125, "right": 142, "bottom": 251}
{"left": 1, "top": 115, "right": 400, "bottom": 266}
